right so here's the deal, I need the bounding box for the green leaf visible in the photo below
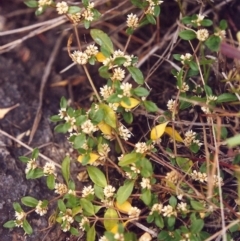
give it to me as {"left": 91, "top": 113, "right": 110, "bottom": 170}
{"left": 24, "top": 0, "right": 38, "bottom": 8}
{"left": 50, "top": 115, "right": 62, "bottom": 122}
{"left": 140, "top": 189, "right": 152, "bottom": 205}
{"left": 58, "top": 200, "right": 66, "bottom": 212}
{"left": 84, "top": 20, "right": 91, "bottom": 29}
{"left": 80, "top": 198, "right": 95, "bottom": 215}
{"left": 99, "top": 66, "right": 111, "bottom": 79}
{"left": 173, "top": 54, "right": 181, "bottom": 61}
{"left": 176, "top": 157, "right": 193, "bottom": 173}
{"left": 155, "top": 215, "right": 164, "bottom": 228}
{"left": 87, "top": 166, "right": 107, "bottom": 187}
{"left": 68, "top": 6, "right": 81, "bottom": 14}
{"left": 216, "top": 93, "right": 238, "bottom": 103}
{"left": 32, "top": 148, "right": 39, "bottom": 159}
{"left": 13, "top": 202, "right": 22, "bottom": 212}
{"left": 127, "top": 66, "right": 144, "bottom": 84}
{"left": 94, "top": 185, "right": 104, "bottom": 200}
{"left": 154, "top": 5, "right": 160, "bottom": 17}
{"left": 87, "top": 226, "right": 96, "bottom": 241}
{"left": 158, "top": 230, "right": 170, "bottom": 240}
{"left": 19, "top": 156, "right": 30, "bottom": 163}
{"left": 146, "top": 14, "right": 156, "bottom": 25}
{"left": 167, "top": 216, "right": 176, "bottom": 228}
{"left": 130, "top": 0, "right": 146, "bottom": 8}
{"left": 3, "top": 220, "right": 16, "bottom": 228}
{"left": 220, "top": 19, "right": 228, "bottom": 30}
{"left": 201, "top": 19, "right": 213, "bottom": 27}
{"left": 54, "top": 123, "right": 71, "bottom": 133}
{"left": 205, "top": 35, "right": 221, "bottom": 52}
{"left": 70, "top": 227, "right": 79, "bottom": 236}
{"left": 26, "top": 168, "right": 44, "bottom": 179}
{"left": 118, "top": 153, "right": 139, "bottom": 166}
{"left": 116, "top": 180, "right": 135, "bottom": 205}
{"left": 47, "top": 174, "right": 55, "bottom": 190}
{"left": 73, "top": 133, "right": 86, "bottom": 149}
{"left": 23, "top": 219, "right": 33, "bottom": 235}
{"left": 60, "top": 96, "right": 67, "bottom": 109}
{"left": 204, "top": 85, "right": 212, "bottom": 96}
{"left": 90, "top": 29, "right": 114, "bottom": 57}
{"left": 113, "top": 57, "right": 126, "bottom": 66}
{"left": 179, "top": 30, "right": 196, "bottom": 40}
{"left": 143, "top": 100, "right": 158, "bottom": 112}
{"left": 99, "top": 103, "right": 117, "bottom": 128}
{"left": 139, "top": 158, "right": 153, "bottom": 177}
{"left": 62, "top": 156, "right": 70, "bottom": 185}
{"left": 123, "top": 111, "right": 133, "bottom": 124}
{"left": 190, "top": 219, "right": 204, "bottom": 233}
{"left": 133, "top": 87, "right": 149, "bottom": 96}
{"left": 21, "top": 196, "right": 38, "bottom": 207}
{"left": 104, "top": 208, "right": 119, "bottom": 231}
{"left": 169, "top": 196, "right": 177, "bottom": 208}
{"left": 226, "top": 134, "right": 240, "bottom": 148}
{"left": 189, "top": 61, "right": 198, "bottom": 71}
{"left": 190, "top": 200, "right": 204, "bottom": 211}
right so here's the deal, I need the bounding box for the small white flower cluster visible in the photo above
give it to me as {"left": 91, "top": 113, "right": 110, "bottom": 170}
{"left": 119, "top": 82, "right": 132, "bottom": 98}
{"left": 196, "top": 28, "right": 209, "bottom": 42}
{"left": 98, "top": 143, "right": 110, "bottom": 161}
{"left": 103, "top": 185, "right": 116, "bottom": 198}
{"left": 82, "top": 2, "right": 95, "bottom": 21}
{"left": 162, "top": 205, "right": 177, "bottom": 217}
{"left": 135, "top": 142, "right": 149, "bottom": 154}
{"left": 167, "top": 99, "right": 176, "bottom": 112}
{"left": 103, "top": 49, "right": 134, "bottom": 69}
{"left": 100, "top": 85, "right": 114, "bottom": 100}
{"left": 126, "top": 13, "right": 139, "bottom": 29}
{"left": 14, "top": 211, "right": 25, "bottom": 227}
{"left": 79, "top": 216, "right": 90, "bottom": 231}
{"left": 191, "top": 14, "right": 205, "bottom": 26}
{"left": 214, "top": 29, "right": 226, "bottom": 40}
{"left": 58, "top": 107, "right": 66, "bottom": 119}
{"left": 177, "top": 202, "right": 188, "bottom": 213}
{"left": 70, "top": 44, "right": 99, "bottom": 65}
{"left": 35, "top": 200, "right": 48, "bottom": 216}
{"left": 38, "top": 0, "right": 52, "bottom": 7}
{"left": 64, "top": 115, "right": 77, "bottom": 133}
{"left": 208, "top": 95, "right": 217, "bottom": 101}
{"left": 191, "top": 170, "right": 223, "bottom": 186}
{"left": 99, "top": 236, "right": 109, "bottom": 241}
{"left": 140, "top": 177, "right": 151, "bottom": 189}
{"left": 180, "top": 233, "right": 191, "bottom": 241}
{"left": 180, "top": 53, "right": 192, "bottom": 64}
{"left": 177, "top": 82, "right": 189, "bottom": 92}
{"left": 68, "top": 189, "right": 76, "bottom": 196}
{"left": 125, "top": 163, "right": 141, "bottom": 179}
{"left": 55, "top": 183, "right": 68, "bottom": 195}
{"left": 145, "top": 0, "right": 163, "bottom": 15}
{"left": 81, "top": 119, "right": 98, "bottom": 134}
{"left": 43, "top": 162, "right": 56, "bottom": 176}
{"left": 128, "top": 206, "right": 141, "bottom": 219}
{"left": 61, "top": 209, "right": 74, "bottom": 232}
{"left": 25, "top": 158, "right": 37, "bottom": 174}
{"left": 184, "top": 130, "right": 202, "bottom": 147}
{"left": 111, "top": 67, "right": 125, "bottom": 81}
{"left": 82, "top": 185, "right": 94, "bottom": 198}
{"left": 114, "top": 233, "right": 125, "bottom": 241}
{"left": 165, "top": 170, "right": 179, "bottom": 184}
{"left": 118, "top": 123, "right": 131, "bottom": 141}
{"left": 56, "top": 1, "right": 68, "bottom": 14}
{"left": 150, "top": 203, "right": 163, "bottom": 215}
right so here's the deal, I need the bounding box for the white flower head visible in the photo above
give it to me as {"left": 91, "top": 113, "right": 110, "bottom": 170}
{"left": 162, "top": 205, "right": 177, "bottom": 217}
{"left": 43, "top": 162, "right": 56, "bottom": 176}
{"left": 15, "top": 211, "right": 25, "bottom": 221}
{"left": 82, "top": 9, "right": 94, "bottom": 21}
{"left": 140, "top": 177, "right": 151, "bottom": 189}
{"left": 150, "top": 203, "right": 163, "bottom": 215}
{"left": 135, "top": 142, "right": 148, "bottom": 154}
{"left": 81, "top": 119, "right": 98, "bottom": 134}
{"left": 118, "top": 124, "right": 131, "bottom": 141}
{"left": 111, "top": 67, "right": 125, "bottom": 81}
{"left": 177, "top": 202, "right": 188, "bottom": 212}
{"left": 85, "top": 44, "right": 98, "bottom": 57}
{"left": 192, "top": 14, "right": 205, "bottom": 26}
{"left": 167, "top": 99, "right": 176, "bottom": 112}
{"left": 180, "top": 53, "right": 192, "bottom": 64}
{"left": 126, "top": 13, "right": 139, "bottom": 29}
{"left": 35, "top": 200, "right": 48, "bottom": 216}
{"left": 100, "top": 85, "right": 114, "bottom": 100}
{"left": 56, "top": 1, "right": 69, "bottom": 14}
{"left": 79, "top": 216, "right": 89, "bottom": 231}
{"left": 120, "top": 82, "right": 132, "bottom": 97}
{"left": 165, "top": 170, "right": 179, "bottom": 184}
{"left": 38, "top": 0, "right": 52, "bottom": 7}
{"left": 71, "top": 50, "right": 88, "bottom": 65}
{"left": 82, "top": 185, "right": 94, "bottom": 198}
{"left": 128, "top": 206, "right": 141, "bottom": 219}
{"left": 55, "top": 183, "right": 68, "bottom": 195}
{"left": 196, "top": 29, "right": 209, "bottom": 41}
{"left": 25, "top": 159, "right": 37, "bottom": 174}
{"left": 103, "top": 185, "right": 116, "bottom": 198}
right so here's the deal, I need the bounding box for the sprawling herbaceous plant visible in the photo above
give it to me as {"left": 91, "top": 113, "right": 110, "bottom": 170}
{"left": 4, "top": 0, "right": 240, "bottom": 241}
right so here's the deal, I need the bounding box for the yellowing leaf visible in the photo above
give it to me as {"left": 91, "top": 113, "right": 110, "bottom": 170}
{"left": 150, "top": 122, "right": 169, "bottom": 140}
{"left": 110, "top": 222, "right": 127, "bottom": 234}
{"left": 96, "top": 52, "right": 106, "bottom": 62}
{"left": 104, "top": 208, "right": 118, "bottom": 231}
{"left": 98, "top": 121, "right": 112, "bottom": 135}
{"left": 0, "top": 103, "right": 19, "bottom": 119}
{"left": 115, "top": 200, "right": 132, "bottom": 214}
{"left": 164, "top": 127, "right": 184, "bottom": 142}
{"left": 78, "top": 153, "right": 99, "bottom": 164}
{"left": 120, "top": 98, "right": 140, "bottom": 109}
